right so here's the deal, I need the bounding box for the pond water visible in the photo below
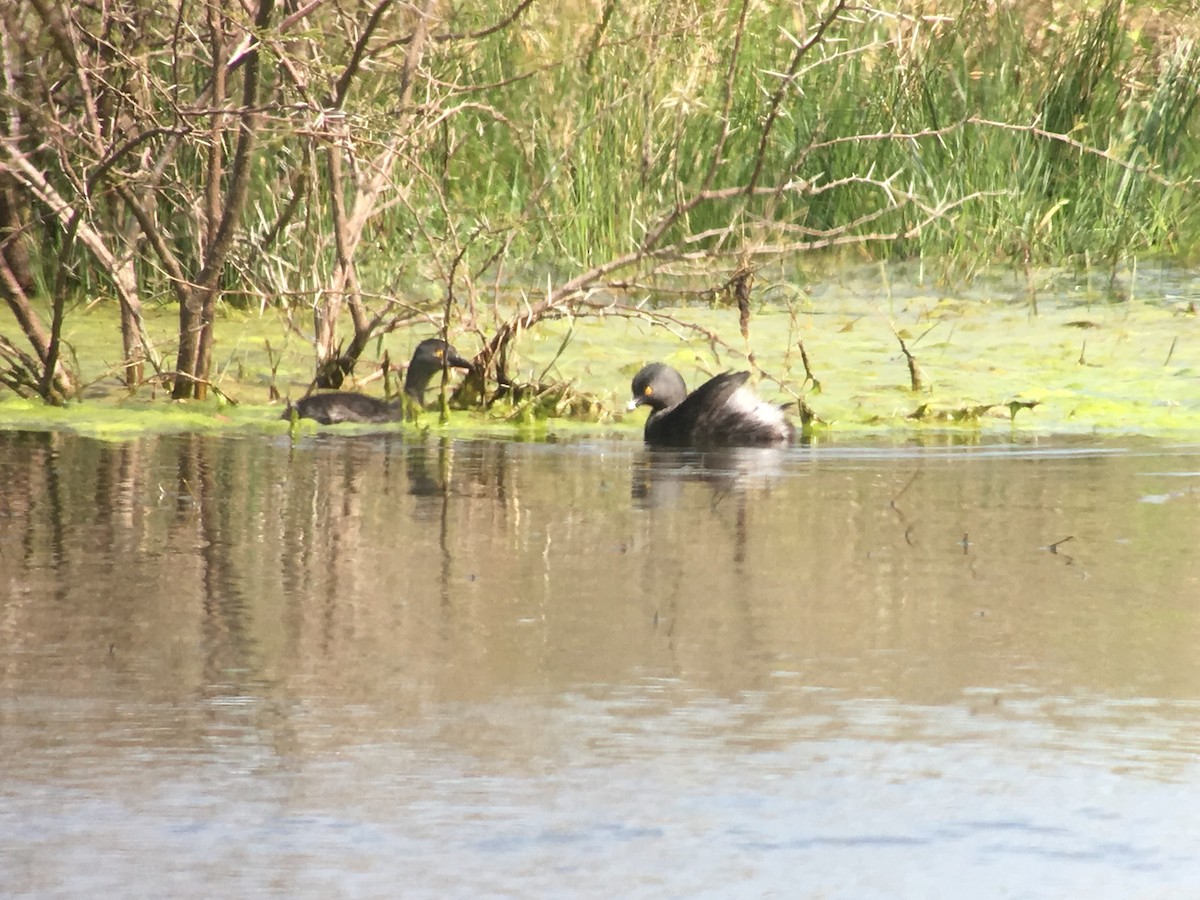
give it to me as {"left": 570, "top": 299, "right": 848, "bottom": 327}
{"left": 3, "top": 429, "right": 1200, "bottom": 898}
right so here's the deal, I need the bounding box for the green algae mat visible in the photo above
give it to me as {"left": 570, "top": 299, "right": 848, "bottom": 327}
{"left": 3, "top": 277, "right": 1199, "bottom": 441}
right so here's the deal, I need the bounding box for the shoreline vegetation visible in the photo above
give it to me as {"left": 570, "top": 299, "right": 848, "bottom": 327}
{"left": 2, "top": 258, "right": 1198, "bottom": 440}
{"left": 1, "top": 0, "right": 1198, "bottom": 437}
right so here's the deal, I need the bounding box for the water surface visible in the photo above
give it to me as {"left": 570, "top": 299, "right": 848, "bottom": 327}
{"left": 3, "top": 430, "right": 1200, "bottom": 898}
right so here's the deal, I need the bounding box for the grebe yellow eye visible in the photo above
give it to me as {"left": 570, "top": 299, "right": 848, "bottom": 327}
{"left": 435, "top": 349, "right": 444, "bottom": 358}
{"left": 644, "top": 386, "right": 653, "bottom": 396}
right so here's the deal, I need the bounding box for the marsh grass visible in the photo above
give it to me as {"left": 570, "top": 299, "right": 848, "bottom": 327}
{"left": 420, "top": 0, "right": 1199, "bottom": 278}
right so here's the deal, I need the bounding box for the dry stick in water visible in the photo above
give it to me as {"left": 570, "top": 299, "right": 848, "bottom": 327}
{"left": 1048, "top": 536, "right": 1074, "bottom": 553}
{"left": 730, "top": 264, "right": 753, "bottom": 344}
{"left": 797, "top": 339, "right": 819, "bottom": 392}
{"left": 1047, "top": 535, "right": 1075, "bottom": 565}
{"left": 264, "top": 340, "right": 282, "bottom": 402}
{"left": 891, "top": 326, "right": 925, "bottom": 392}
{"left": 381, "top": 349, "right": 393, "bottom": 398}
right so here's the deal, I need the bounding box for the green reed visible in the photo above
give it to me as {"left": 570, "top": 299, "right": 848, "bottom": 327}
{"left": 407, "top": 0, "right": 1200, "bottom": 281}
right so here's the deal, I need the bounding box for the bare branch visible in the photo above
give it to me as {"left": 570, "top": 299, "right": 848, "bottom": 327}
{"left": 374, "top": 0, "right": 534, "bottom": 53}
{"left": 332, "top": 0, "right": 394, "bottom": 109}
{"left": 748, "top": 0, "right": 850, "bottom": 192}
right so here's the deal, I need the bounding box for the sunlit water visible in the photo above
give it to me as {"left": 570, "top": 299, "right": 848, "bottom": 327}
{"left": 3, "top": 430, "right": 1200, "bottom": 898}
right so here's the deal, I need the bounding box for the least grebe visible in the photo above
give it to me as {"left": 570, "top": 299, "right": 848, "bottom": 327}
{"left": 285, "top": 339, "right": 472, "bottom": 424}
{"left": 628, "top": 362, "right": 794, "bottom": 446}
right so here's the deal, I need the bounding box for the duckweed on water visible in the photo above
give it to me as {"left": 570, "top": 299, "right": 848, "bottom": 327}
{"left": 2, "top": 272, "right": 1199, "bottom": 441}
